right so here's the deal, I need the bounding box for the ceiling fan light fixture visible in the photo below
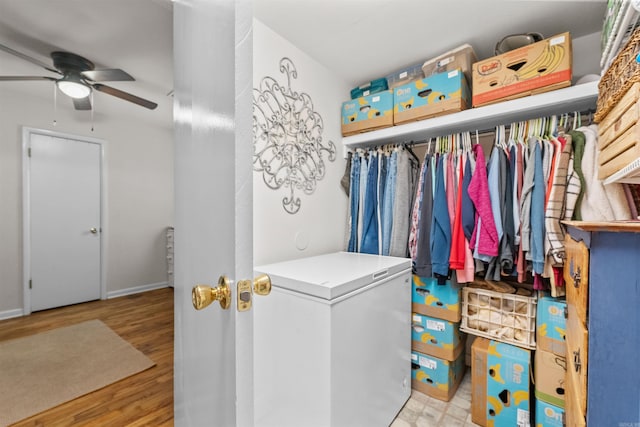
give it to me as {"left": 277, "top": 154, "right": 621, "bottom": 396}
{"left": 57, "top": 76, "right": 91, "bottom": 99}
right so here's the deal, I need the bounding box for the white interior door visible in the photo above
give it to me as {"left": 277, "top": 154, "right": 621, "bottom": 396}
{"left": 26, "top": 131, "right": 102, "bottom": 312}
{"left": 173, "top": 1, "right": 254, "bottom": 426}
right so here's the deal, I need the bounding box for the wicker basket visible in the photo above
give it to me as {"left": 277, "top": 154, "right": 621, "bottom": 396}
{"left": 596, "top": 27, "right": 640, "bottom": 123}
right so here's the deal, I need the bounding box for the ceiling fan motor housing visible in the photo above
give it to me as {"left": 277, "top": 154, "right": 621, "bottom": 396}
{"left": 51, "top": 51, "right": 95, "bottom": 75}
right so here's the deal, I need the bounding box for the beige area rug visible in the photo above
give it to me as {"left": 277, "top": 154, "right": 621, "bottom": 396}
{"left": 0, "top": 319, "right": 155, "bottom": 426}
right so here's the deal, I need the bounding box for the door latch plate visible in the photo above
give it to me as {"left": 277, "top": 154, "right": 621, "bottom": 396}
{"left": 237, "top": 280, "right": 252, "bottom": 312}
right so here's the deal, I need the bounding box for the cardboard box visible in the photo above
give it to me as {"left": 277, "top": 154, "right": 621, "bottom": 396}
{"left": 472, "top": 32, "right": 572, "bottom": 107}
{"left": 411, "top": 350, "right": 466, "bottom": 402}
{"left": 534, "top": 349, "right": 566, "bottom": 408}
{"left": 412, "top": 275, "right": 462, "bottom": 322}
{"left": 386, "top": 63, "right": 424, "bottom": 89}
{"left": 466, "top": 334, "right": 477, "bottom": 367}
{"left": 349, "top": 77, "right": 388, "bottom": 99}
{"left": 341, "top": 90, "right": 393, "bottom": 136}
{"left": 412, "top": 312, "right": 465, "bottom": 361}
{"left": 535, "top": 399, "right": 565, "bottom": 427}
{"left": 536, "top": 295, "right": 566, "bottom": 357}
{"left": 393, "top": 69, "right": 471, "bottom": 125}
{"left": 472, "top": 338, "right": 532, "bottom": 427}
{"left": 422, "top": 43, "right": 477, "bottom": 84}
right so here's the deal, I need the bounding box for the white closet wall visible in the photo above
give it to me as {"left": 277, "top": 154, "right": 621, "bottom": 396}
{"left": 253, "top": 19, "right": 351, "bottom": 266}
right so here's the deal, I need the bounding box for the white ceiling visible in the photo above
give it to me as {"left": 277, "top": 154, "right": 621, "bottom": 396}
{"left": 0, "top": 0, "right": 607, "bottom": 128}
{"left": 254, "top": 0, "right": 607, "bottom": 84}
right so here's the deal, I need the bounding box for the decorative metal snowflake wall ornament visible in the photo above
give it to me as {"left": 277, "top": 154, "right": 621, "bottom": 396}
{"left": 253, "top": 57, "right": 337, "bottom": 214}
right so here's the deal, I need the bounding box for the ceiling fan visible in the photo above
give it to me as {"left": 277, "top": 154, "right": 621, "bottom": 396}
{"left": 0, "top": 43, "right": 157, "bottom": 110}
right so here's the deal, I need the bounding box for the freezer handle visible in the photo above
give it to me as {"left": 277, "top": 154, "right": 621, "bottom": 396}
{"left": 372, "top": 269, "right": 389, "bottom": 280}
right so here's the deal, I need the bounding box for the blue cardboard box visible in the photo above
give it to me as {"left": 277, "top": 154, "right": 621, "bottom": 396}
{"left": 341, "top": 90, "right": 393, "bottom": 136}
{"left": 412, "top": 312, "right": 465, "bottom": 361}
{"left": 536, "top": 295, "right": 566, "bottom": 356}
{"left": 472, "top": 338, "right": 532, "bottom": 427}
{"left": 393, "top": 69, "right": 470, "bottom": 125}
{"left": 535, "top": 399, "right": 564, "bottom": 427}
{"left": 411, "top": 350, "right": 466, "bottom": 402}
{"left": 412, "top": 275, "right": 462, "bottom": 322}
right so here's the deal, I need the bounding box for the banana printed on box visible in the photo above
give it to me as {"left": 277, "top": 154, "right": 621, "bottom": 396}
{"left": 340, "top": 90, "right": 393, "bottom": 136}
{"left": 411, "top": 350, "right": 466, "bottom": 402}
{"left": 412, "top": 275, "right": 462, "bottom": 322}
{"left": 393, "top": 69, "right": 471, "bottom": 125}
{"left": 472, "top": 32, "right": 572, "bottom": 107}
{"left": 472, "top": 338, "right": 532, "bottom": 427}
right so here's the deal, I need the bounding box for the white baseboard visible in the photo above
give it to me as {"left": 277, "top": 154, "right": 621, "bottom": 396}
{"left": 0, "top": 308, "right": 25, "bottom": 321}
{"left": 107, "top": 281, "right": 169, "bottom": 299}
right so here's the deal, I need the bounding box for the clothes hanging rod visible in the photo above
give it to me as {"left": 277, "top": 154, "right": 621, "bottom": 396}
{"left": 352, "top": 108, "right": 596, "bottom": 150}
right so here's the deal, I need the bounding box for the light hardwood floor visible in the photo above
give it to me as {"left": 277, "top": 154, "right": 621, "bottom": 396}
{"left": 0, "top": 288, "right": 174, "bottom": 426}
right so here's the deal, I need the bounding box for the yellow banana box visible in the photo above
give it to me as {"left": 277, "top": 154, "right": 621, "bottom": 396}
{"left": 535, "top": 399, "right": 564, "bottom": 427}
{"left": 411, "top": 350, "right": 466, "bottom": 402}
{"left": 340, "top": 90, "right": 393, "bottom": 136}
{"left": 393, "top": 69, "right": 471, "bottom": 125}
{"left": 412, "top": 274, "right": 462, "bottom": 322}
{"left": 536, "top": 294, "right": 566, "bottom": 357}
{"left": 534, "top": 349, "right": 566, "bottom": 408}
{"left": 411, "top": 312, "right": 466, "bottom": 361}
{"left": 472, "top": 32, "right": 572, "bottom": 108}
{"left": 472, "top": 338, "right": 532, "bottom": 427}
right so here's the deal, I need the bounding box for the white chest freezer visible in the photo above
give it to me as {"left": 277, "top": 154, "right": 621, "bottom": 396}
{"left": 254, "top": 252, "right": 412, "bottom": 427}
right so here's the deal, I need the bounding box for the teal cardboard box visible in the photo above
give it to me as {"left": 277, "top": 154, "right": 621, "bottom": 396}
{"left": 411, "top": 350, "right": 466, "bottom": 402}
{"left": 412, "top": 312, "right": 465, "bottom": 361}
{"left": 412, "top": 275, "right": 461, "bottom": 322}
{"left": 536, "top": 294, "right": 566, "bottom": 356}
{"left": 393, "top": 69, "right": 470, "bottom": 125}
{"left": 472, "top": 338, "right": 532, "bottom": 427}
{"left": 535, "top": 399, "right": 564, "bottom": 427}
{"left": 341, "top": 90, "right": 393, "bottom": 136}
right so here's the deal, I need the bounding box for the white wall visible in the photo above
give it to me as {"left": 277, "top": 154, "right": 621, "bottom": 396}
{"left": 573, "top": 31, "right": 602, "bottom": 83}
{"left": 253, "top": 20, "right": 351, "bottom": 266}
{"left": 0, "top": 86, "right": 173, "bottom": 314}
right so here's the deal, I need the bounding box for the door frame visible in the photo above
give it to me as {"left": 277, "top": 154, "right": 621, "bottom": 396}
{"left": 22, "top": 126, "right": 108, "bottom": 315}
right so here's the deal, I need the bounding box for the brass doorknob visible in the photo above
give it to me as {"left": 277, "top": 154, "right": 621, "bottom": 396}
{"left": 253, "top": 274, "right": 271, "bottom": 296}
{"left": 192, "top": 275, "right": 231, "bottom": 310}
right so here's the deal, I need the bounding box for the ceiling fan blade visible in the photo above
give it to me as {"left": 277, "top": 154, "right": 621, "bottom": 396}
{"left": 0, "top": 43, "right": 60, "bottom": 75}
{"left": 0, "top": 76, "right": 56, "bottom": 81}
{"left": 92, "top": 83, "right": 157, "bottom": 110}
{"left": 73, "top": 96, "right": 92, "bottom": 111}
{"left": 81, "top": 69, "right": 134, "bottom": 82}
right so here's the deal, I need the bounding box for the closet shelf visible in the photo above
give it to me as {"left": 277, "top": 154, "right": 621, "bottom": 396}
{"left": 342, "top": 80, "right": 599, "bottom": 149}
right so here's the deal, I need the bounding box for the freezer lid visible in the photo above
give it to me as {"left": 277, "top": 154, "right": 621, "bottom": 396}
{"left": 254, "top": 252, "right": 411, "bottom": 300}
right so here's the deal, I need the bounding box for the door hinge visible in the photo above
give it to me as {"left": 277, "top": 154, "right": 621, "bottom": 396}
{"left": 29, "top": 279, "right": 32, "bottom": 289}
{"left": 27, "top": 147, "right": 31, "bottom": 157}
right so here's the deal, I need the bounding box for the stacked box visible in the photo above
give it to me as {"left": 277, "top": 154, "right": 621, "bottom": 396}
{"left": 535, "top": 399, "right": 565, "bottom": 427}
{"left": 394, "top": 69, "right": 471, "bottom": 125}
{"left": 472, "top": 338, "right": 532, "bottom": 427}
{"left": 341, "top": 90, "right": 393, "bottom": 136}
{"left": 422, "top": 43, "right": 477, "bottom": 84}
{"left": 412, "top": 275, "right": 462, "bottom": 322}
{"left": 411, "top": 350, "right": 466, "bottom": 402}
{"left": 536, "top": 295, "right": 566, "bottom": 357}
{"left": 534, "top": 349, "right": 566, "bottom": 408}
{"left": 472, "top": 32, "right": 572, "bottom": 107}
{"left": 386, "top": 63, "right": 424, "bottom": 89}
{"left": 349, "top": 78, "right": 389, "bottom": 99}
{"left": 411, "top": 312, "right": 465, "bottom": 361}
